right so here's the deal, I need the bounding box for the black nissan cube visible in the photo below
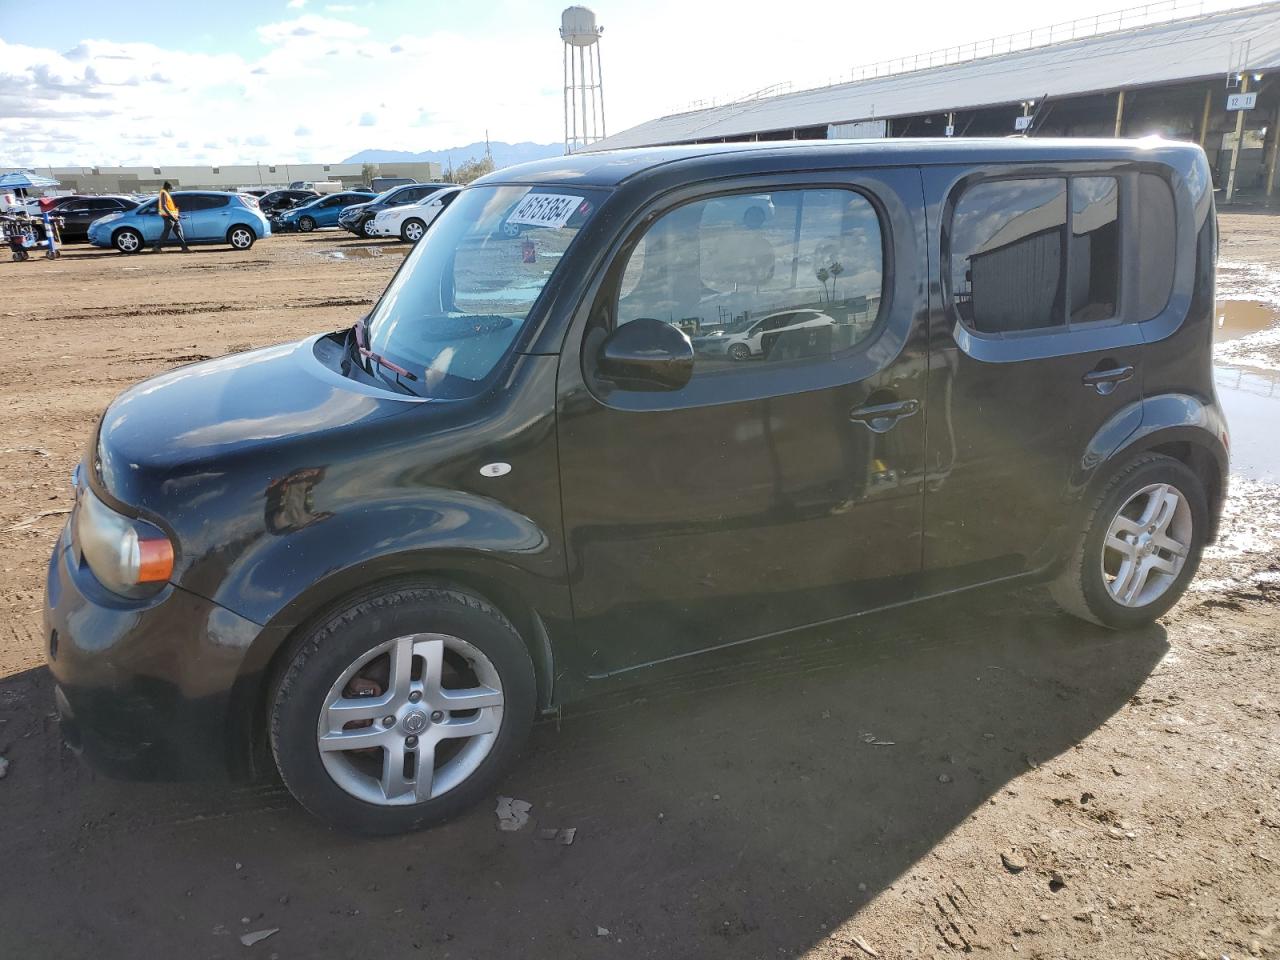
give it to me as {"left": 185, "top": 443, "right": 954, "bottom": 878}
{"left": 44, "top": 139, "right": 1228, "bottom": 834}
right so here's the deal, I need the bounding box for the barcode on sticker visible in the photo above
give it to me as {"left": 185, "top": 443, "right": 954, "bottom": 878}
{"left": 506, "top": 193, "right": 584, "bottom": 229}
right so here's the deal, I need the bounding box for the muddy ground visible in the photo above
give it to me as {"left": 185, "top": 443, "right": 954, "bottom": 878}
{"left": 1, "top": 222, "right": 1278, "bottom": 959}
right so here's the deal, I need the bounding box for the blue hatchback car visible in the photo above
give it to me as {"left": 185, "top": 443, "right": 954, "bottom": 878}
{"left": 87, "top": 192, "right": 272, "bottom": 253}
{"left": 276, "top": 191, "right": 375, "bottom": 232}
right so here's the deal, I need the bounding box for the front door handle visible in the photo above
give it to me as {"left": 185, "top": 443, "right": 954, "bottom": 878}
{"left": 849, "top": 398, "right": 920, "bottom": 433}
{"left": 1082, "top": 364, "right": 1134, "bottom": 395}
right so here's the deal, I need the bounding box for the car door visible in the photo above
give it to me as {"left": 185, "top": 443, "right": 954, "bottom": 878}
{"left": 556, "top": 171, "right": 930, "bottom": 676}
{"left": 920, "top": 167, "right": 1144, "bottom": 588}
{"left": 55, "top": 200, "right": 91, "bottom": 238}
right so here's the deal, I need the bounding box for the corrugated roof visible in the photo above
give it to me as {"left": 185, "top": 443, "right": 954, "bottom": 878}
{"left": 590, "top": 2, "right": 1280, "bottom": 150}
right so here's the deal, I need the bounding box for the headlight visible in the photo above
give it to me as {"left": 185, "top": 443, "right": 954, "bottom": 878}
{"left": 75, "top": 486, "right": 174, "bottom": 597}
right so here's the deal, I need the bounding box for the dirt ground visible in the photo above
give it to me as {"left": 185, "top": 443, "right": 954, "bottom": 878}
{"left": 1, "top": 222, "right": 1278, "bottom": 959}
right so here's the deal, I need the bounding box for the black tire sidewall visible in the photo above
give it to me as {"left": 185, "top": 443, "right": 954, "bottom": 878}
{"left": 270, "top": 586, "right": 536, "bottom": 835}
{"left": 401, "top": 219, "right": 424, "bottom": 243}
{"left": 1079, "top": 457, "right": 1208, "bottom": 628}
{"left": 298, "top": 216, "right": 315, "bottom": 232}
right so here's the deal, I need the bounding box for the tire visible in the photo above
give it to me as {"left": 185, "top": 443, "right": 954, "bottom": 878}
{"left": 728, "top": 342, "right": 751, "bottom": 361}
{"left": 1050, "top": 454, "right": 1207, "bottom": 629}
{"left": 297, "top": 216, "right": 316, "bottom": 233}
{"left": 113, "top": 228, "right": 143, "bottom": 254}
{"left": 400, "top": 218, "right": 426, "bottom": 243}
{"left": 361, "top": 218, "right": 379, "bottom": 238}
{"left": 227, "top": 225, "right": 256, "bottom": 251}
{"left": 269, "top": 583, "right": 536, "bottom": 835}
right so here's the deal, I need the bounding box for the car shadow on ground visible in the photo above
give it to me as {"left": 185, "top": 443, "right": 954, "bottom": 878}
{"left": 0, "top": 586, "right": 1165, "bottom": 957}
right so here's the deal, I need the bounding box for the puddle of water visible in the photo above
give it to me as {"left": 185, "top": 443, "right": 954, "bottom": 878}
{"left": 1214, "top": 366, "right": 1280, "bottom": 483}
{"left": 325, "top": 246, "right": 408, "bottom": 260}
{"left": 1214, "top": 298, "right": 1280, "bottom": 342}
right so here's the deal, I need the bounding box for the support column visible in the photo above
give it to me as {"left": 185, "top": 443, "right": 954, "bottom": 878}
{"left": 1113, "top": 89, "right": 1126, "bottom": 137}
{"left": 1225, "top": 74, "right": 1250, "bottom": 204}
{"left": 1198, "top": 87, "right": 1213, "bottom": 147}
{"left": 1267, "top": 101, "right": 1280, "bottom": 197}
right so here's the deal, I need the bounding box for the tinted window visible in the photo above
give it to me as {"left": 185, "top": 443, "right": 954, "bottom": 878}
{"left": 615, "top": 188, "right": 885, "bottom": 375}
{"left": 179, "top": 194, "right": 228, "bottom": 211}
{"left": 89, "top": 199, "right": 121, "bottom": 211}
{"left": 951, "top": 179, "right": 1066, "bottom": 333}
{"left": 1136, "top": 173, "right": 1175, "bottom": 321}
{"left": 1070, "top": 177, "right": 1119, "bottom": 323}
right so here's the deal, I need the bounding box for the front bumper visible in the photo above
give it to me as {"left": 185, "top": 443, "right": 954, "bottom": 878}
{"left": 43, "top": 525, "right": 263, "bottom": 780}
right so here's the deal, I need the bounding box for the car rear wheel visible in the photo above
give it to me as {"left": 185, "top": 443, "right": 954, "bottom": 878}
{"left": 269, "top": 583, "right": 536, "bottom": 834}
{"left": 113, "top": 228, "right": 143, "bottom": 254}
{"left": 400, "top": 218, "right": 426, "bottom": 243}
{"left": 1050, "top": 454, "right": 1207, "bottom": 629}
{"left": 227, "top": 226, "right": 256, "bottom": 250}
{"left": 297, "top": 216, "right": 316, "bottom": 233}
{"left": 361, "top": 218, "right": 379, "bottom": 238}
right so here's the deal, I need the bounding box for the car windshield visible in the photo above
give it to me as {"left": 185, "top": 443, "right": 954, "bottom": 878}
{"left": 365, "top": 184, "right": 602, "bottom": 399}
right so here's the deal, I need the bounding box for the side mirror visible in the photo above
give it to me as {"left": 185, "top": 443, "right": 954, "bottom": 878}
{"left": 596, "top": 318, "right": 694, "bottom": 392}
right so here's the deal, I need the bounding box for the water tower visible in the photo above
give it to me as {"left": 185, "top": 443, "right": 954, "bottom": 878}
{"left": 560, "top": 6, "right": 605, "bottom": 153}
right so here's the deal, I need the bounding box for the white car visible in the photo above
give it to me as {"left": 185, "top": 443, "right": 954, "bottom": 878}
{"left": 370, "top": 186, "right": 461, "bottom": 242}
{"left": 696, "top": 308, "right": 835, "bottom": 360}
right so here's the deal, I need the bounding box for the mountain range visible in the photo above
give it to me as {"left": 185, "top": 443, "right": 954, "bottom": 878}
{"left": 344, "top": 141, "right": 563, "bottom": 170}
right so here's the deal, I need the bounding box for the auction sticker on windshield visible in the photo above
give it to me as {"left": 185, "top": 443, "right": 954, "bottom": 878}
{"left": 507, "top": 193, "right": 584, "bottom": 229}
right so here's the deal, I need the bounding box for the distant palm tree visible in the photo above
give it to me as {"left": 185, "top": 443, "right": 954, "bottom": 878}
{"left": 816, "top": 266, "right": 830, "bottom": 302}
{"left": 828, "top": 261, "right": 844, "bottom": 300}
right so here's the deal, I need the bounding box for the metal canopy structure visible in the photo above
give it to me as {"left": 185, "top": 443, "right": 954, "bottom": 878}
{"left": 588, "top": 2, "right": 1280, "bottom": 150}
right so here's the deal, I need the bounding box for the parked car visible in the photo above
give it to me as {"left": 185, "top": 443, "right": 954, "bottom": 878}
{"left": 276, "top": 190, "right": 375, "bottom": 232}
{"left": 258, "top": 189, "right": 319, "bottom": 216}
{"left": 338, "top": 181, "right": 455, "bottom": 238}
{"left": 369, "top": 186, "right": 461, "bottom": 242}
{"left": 86, "top": 191, "right": 272, "bottom": 252}
{"left": 37, "top": 196, "right": 136, "bottom": 242}
{"left": 694, "top": 308, "right": 835, "bottom": 360}
{"left": 44, "top": 139, "right": 1225, "bottom": 835}
{"left": 288, "top": 180, "right": 344, "bottom": 194}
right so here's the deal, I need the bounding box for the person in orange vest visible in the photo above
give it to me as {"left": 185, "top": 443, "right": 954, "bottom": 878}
{"left": 153, "top": 181, "right": 189, "bottom": 253}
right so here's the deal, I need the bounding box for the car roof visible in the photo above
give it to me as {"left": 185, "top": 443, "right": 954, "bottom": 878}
{"left": 472, "top": 137, "right": 1204, "bottom": 190}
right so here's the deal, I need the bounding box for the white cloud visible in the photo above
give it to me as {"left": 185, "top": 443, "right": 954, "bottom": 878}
{"left": 286, "top": 0, "right": 306, "bottom": 8}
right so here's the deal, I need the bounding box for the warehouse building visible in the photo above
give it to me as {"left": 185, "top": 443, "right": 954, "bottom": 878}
{"left": 590, "top": 1, "right": 1280, "bottom": 201}
{"left": 0, "top": 161, "right": 443, "bottom": 195}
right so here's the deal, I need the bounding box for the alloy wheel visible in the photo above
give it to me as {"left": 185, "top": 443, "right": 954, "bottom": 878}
{"left": 362, "top": 219, "right": 378, "bottom": 237}
{"left": 316, "top": 633, "right": 505, "bottom": 806}
{"left": 230, "top": 228, "right": 253, "bottom": 249}
{"left": 404, "top": 220, "right": 425, "bottom": 242}
{"left": 1100, "top": 482, "right": 1192, "bottom": 608}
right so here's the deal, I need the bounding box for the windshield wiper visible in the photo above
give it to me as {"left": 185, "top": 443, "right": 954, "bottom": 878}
{"left": 352, "top": 318, "right": 419, "bottom": 395}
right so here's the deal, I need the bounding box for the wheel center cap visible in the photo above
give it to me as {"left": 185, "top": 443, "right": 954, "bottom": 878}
{"left": 402, "top": 711, "right": 429, "bottom": 734}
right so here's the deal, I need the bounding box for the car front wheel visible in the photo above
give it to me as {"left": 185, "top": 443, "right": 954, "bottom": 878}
{"left": 113, "top": 228, "right": 143, "bottom": 254}
{"left": 269, "top": 583, "right": 536, "bottom": 834}
{"left": 400, "top": 218, "right": 426, "bottom": 243}
{"left": 1050, "top": 453, "right": 1208, "bottom": 629}
{"left": 362, "top": 219, "right": 379, "bottom": 238}
{"left": 227, "top": 226, "right": 256, "bottom": 250}
{"left": 297, "top": 216, "right": 316, "bottom": 233}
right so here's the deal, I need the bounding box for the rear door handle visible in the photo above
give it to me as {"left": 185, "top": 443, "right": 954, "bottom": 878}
{"left": 1082, "top": 364, "right": 1134, "bottom": 395}
{"left": 849, "top": 398, "right": 920, "bottom": 433}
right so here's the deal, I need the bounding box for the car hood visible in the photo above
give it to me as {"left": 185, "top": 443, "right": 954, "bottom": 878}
{"left": 90, "top": 212, "right": 126, "bottom": 229}
{"left": 340, "top": 201, "right": 373, "bottom": 216}
{"left": 94, "top": 336, "right": 418, "bottom": 511}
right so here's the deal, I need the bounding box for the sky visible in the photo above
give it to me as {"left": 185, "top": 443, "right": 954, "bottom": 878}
{"left": 0, "top": 0, "right": 1258, "bottom": 168}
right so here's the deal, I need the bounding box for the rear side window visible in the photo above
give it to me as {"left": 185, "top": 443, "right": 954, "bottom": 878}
{"left": 180, "top": 194, "right": 228, "bottom": 211}
{"left": 950, "top": 179, "right": 1067, "bottom": 332}
{"left": 615, "top": 187, "right": 885, "bottom": 376}
{"left": 1135, "top": 173, "right": 1175, "bottom": 321}
{"left": 950, "top": 172, "right": 1174, "bottom": 334}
